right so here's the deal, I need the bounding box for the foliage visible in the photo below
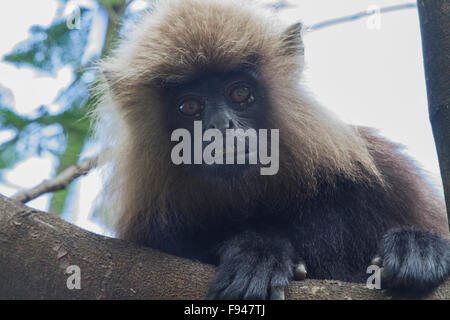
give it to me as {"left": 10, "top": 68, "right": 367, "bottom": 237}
{"left": 0, "top": 0, "right": 133, "bottom": 215}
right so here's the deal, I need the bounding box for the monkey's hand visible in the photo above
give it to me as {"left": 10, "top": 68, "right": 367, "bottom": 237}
{"left": 373, "top": 227, "right": 449, "bottom": 292}
{"left": 207, "top": 230, "right": 299, "bottom": 300}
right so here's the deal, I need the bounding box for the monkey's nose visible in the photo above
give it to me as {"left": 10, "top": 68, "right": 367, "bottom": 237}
{"left": 208, "top": 119, "right": 235, "bottom": 129}
{"left": 204, "top": 112, "right": 236, "bottom": 132}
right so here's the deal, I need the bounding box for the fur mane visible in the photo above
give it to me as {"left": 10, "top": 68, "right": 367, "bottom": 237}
{"left": 94, "top": 0, "right": 384, "bottom": 239}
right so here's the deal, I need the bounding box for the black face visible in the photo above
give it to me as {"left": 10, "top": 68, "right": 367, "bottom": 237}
{"left": 163, "top": 69, "right": 268, "bottom": 175}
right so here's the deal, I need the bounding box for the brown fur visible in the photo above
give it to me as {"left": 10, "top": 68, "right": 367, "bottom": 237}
{"left": 93, "top": 0, "right": 448, "bottom": 245}
{"left": 359, "top": 127, "right": 448, "bottom": 236}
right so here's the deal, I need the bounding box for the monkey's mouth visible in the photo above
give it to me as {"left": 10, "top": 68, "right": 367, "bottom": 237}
{"left": 209, "top": 145, "right": 254, "bottom": 162}
{"left": 197, "top": 150, "right": 261, "bottom": 182}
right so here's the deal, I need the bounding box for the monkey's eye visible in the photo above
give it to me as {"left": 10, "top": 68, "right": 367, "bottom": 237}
{"left": 230, "top": 85, "right": 251, "bottom": 103}
{"left": 178, "top": 99, "right": 203, "bottom": 116}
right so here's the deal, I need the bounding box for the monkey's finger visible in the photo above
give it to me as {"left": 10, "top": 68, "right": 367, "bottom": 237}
{"left": 371, "top": 255, "right": 383, "bottom": 266}
{"left": 293, "top": 263, "right": 307, "bottom": 280}
{"left": 270, "top": 286, "right": 285, "bottom": 300}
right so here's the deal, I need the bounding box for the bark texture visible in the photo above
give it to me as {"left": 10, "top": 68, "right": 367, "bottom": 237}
{"left": 418, "top": 0, "right": 450, "bottom": 227}
{"left": 0, "top": 195, "right": 448, "bottom": 300}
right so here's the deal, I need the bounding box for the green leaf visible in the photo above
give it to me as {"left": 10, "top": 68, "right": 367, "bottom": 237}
{"left": 0, "top": 107, "right": 32, "bottom": 131}
{"left": 3, "top": 8, "right": 93, "bottom": 75}
{"left": 0, "top": 142, "right": 20, "bottom": 169}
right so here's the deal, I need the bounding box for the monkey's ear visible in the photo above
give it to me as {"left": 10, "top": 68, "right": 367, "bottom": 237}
{"left": 280, "top": 22, "right": 304, "bottom": 56}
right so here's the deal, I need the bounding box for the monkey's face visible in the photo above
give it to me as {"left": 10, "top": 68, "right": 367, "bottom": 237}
{"left": 100, "top": 1, "right": 305, "bottom": 180}
{"left": 163, "top": 69, "right": 269, "bottom": 177}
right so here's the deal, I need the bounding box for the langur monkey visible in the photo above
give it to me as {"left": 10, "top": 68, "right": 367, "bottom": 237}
{"left": 95, "top": 0, "right": 449, "bottom": 299}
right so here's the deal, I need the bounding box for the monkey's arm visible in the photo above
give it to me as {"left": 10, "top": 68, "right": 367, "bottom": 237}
{"left": 358, "top": 128, "right": 450, "bottom": 291}
{"left": 207, "top": 230, "right": 299, "bottom": 300}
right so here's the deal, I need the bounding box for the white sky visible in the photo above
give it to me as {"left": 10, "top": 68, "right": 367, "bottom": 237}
{"left": 0, "top": 0, "right": 443, "bottom": 232}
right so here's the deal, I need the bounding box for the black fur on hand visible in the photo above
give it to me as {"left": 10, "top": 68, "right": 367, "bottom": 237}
{"left": 207, "top": 231, "right": 296, "bottom": 300}
{"left": 378, "top": 227, "right": 449, "bottom": 292}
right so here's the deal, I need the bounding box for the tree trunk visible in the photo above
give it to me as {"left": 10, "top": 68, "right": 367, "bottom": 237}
{"left": 417, "top": 0, "right": 450, "bottom": 228}
{"left": 0, "top": 195, "right": 448, "bottom": 300}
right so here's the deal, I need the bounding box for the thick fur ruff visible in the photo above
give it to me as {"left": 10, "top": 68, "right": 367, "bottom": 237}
{"left": 93, "top": 0, "right": 448, "bottom": 286}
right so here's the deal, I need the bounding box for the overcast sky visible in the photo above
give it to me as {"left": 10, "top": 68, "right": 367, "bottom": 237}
{"left": 0, "top": 0, "right": 442, "bottom": 233}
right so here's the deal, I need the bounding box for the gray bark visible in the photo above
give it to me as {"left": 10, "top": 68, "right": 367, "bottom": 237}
{"left": 0, "top": 195, "right": 448, "bottom": 300}
{"left": 417, "top": 0, "right": 450, "bottom": 228}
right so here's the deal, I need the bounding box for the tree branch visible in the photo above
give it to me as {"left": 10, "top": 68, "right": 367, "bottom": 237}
{"left": 417, "top": 0, "right": 450, "bottom": 228}
{"left": 11, "top": 156, "right": 98, "bottom": 204}
{"left": 0, "top": 194, "right": 448, "bottom": 300}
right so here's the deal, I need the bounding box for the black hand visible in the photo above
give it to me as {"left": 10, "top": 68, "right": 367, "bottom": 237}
{"left": 207, "top": 230, "right": 296, "bottom": 300}
{"left": 375, "top": 227, "right": 449, "bottom": 292}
